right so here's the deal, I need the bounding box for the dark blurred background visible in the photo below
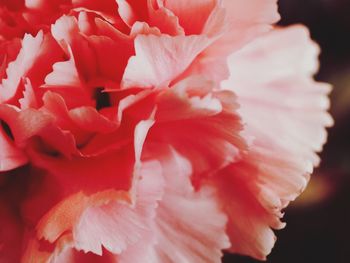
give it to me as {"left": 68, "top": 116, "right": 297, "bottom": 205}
{"left": 224, "top": 1, "right": 350, "bottom": 262}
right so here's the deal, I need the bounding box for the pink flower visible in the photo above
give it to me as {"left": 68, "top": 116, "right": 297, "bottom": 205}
{"left": 0, "top": 1, "right": 331, "bottom": 262}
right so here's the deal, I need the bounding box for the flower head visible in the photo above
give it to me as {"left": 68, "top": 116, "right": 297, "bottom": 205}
{"left": 0, "top": 0, "right": 331, "bottom": 262}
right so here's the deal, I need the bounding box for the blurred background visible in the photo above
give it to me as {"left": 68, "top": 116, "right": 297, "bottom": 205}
{"left": 224, "top": 0, "right": 350, "bottom": 262}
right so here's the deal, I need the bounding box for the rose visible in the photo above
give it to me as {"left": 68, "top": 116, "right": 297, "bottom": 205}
{"left": 0, "top": 0, "right": 331, "bottom": 262}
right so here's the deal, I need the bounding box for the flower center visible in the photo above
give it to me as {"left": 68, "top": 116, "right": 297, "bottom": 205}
{"left": 94, "top": 88, "right": 111, "bottom": 110}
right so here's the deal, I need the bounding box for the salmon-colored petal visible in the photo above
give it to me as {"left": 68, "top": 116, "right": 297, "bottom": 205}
{"left": 186, "top": 0, "right": 280, "bottom": 82}
{"left": 51, "top": 15, "right": 97, "bottom": 80}
{"left": 44, "top": 47, "right": 84, "bottom": 89}
{"left": 147, "top": 78, "right": 245, "bottom": 185}
{"left": 42, "top": 45, "right": 93, "bottom": 109}
{"left": 0, "top": 100, "right": 78, "bottom": 158}
{"left": 159, "top": 0, "right": 217, "bottom": 35}
{"left": 19, "top": 78, "right": 38, "bottom": 109}
{"left": 15, "top": 109, "right": 78, "bottom": 158}
{"left": 74, "top": 161, "right": 163, "bottom": 255}
{"left": 36, "top": 191, "right": 130, "bottom": 244}
{"left": 23, "top": 161, "right": 162, "bottom": 262}
{"left": 0, "top": 31, "right": 61, "bottom": 104}
{"left": 42, "top": 91, "right": 117, "bottom": 138}
{"left": 122, "top": 34, "right": 211, "bottom": 88}
{"left": 223, "top": 25, "right": 332, "bottom": 171}
{"left": 145, "top": 147, "right": 230, "bottom": 263}
{"left": 117, "top": 0, "right": 149, "bottom": 24}
{"left": 129, "top": 21, "right": 161, "bottom": 37}
{"left": 219, "top": 0, "right": 280, "bottom": 52}
{"left": 213, "top": 164, "right": 283, "bottom": 260}
{"left": 115, "top": 0, "right": 137, "bottom": 27}
{"left": 147, "top": 4, "right": 184, "bottom": 36}
{"left": 216, "top": 26, "right": 332, "bottom": 259}
{"left": 52, "top": 14, "right": 135, "bottom": 88}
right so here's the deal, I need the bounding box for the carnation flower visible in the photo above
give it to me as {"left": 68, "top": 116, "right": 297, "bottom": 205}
{"left": 0, "top": 0, "right": 332, "bottom": 262}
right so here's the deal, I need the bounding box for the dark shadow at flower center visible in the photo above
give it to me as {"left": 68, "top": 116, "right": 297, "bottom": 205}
{"left": 94, "top": 88, "right": 111, "bottom": 110}
{"left": 0, "top": 120, "right": 14, "bottom": 140}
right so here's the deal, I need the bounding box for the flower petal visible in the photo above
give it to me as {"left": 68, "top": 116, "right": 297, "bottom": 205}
{"left": 146, "top": 147, "right": 230, "bottom": 263}
{"left": 122, "top": 34, "right": 210, "bottom": 88}
{"left": 147, "top": 77, "right": 245, "bottom": 185}
{"left": 74, "top": 161, "right": 163, "bottom": 255}
{"left": 0, "top": 105, "right": 28, "bottom": 171}
{"left": 217, "top": 26, "right": 332, "bottom": 259}
{"left": 0, "top": 31, "right": 61, "bottom": 104}
{"left": 158, "top": 0, "right": 217, "bottom": 34}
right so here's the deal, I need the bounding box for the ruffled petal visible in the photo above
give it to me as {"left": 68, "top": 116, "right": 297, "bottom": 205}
{"left": 1, "top": 30, "right": 62, "bottom": 105}
{"left": 158, "top": 0, "right": 217, "bottom": 35}
{"left": 73, "top": 161, "right": 163, "bottom": 255}
{"left": 186, "top": 0, "right": 280, "bottom": 82}
{"left": 144, "top": 147, "right": 230, "bottom": 263}
{"left": 19, "top": 78, "right": 38, "bottom": 109}
{"left": 122, "top": 34, "right": 211, "bottom": 88}
{"left": 147, "top": 4, "right": 184, "bottom": 36}
{"left": 216, "top": 26, "right": 332, "bottom": 259}
{"left": 148, "top": 77, "right": 245, "bottom": 185}
{"left": 219, "top": 0, "right": 280, "bottom": 51}
{"left": 23, "top": 160, "right": 163, "bottom": 262}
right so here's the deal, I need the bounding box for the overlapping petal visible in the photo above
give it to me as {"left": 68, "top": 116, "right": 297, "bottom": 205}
{"left": 216, "top": 25, "right": 333, "bottom": 259}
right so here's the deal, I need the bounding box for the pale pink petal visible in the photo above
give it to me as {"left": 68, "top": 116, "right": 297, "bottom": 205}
{"left": 42, "top": 46, "right": 93, "bottom": 108}
{"left": 144, "top": 147, "right": 230, "bottom": 263}
{"left": 216, "top": 26, "right": 333, "bottom": 259}
{"left": 159, "top": 0, "right": 217, "bottom": 34}
{"left": 74, "top": 161, "right": 163, "bottom": 255}
{"left": 26, "top": 161, "right": 162, "bottom": 261}
{"left": 223, "top": 26, "right": 333, "bottom": 167}
{"left": 147, "top": 78, "right": 245, "bottom": 185}
{"left": 147, "top": 4, "right": 185, "bottom": 36}
{"left": 218, "top": 0, "right": 280, "bottom": 52}
{"left": 44, "top": 46, "right": 84, "bottom": 88}
{"left": 115, "top": 0, "right": 136, "bottom": 27}
{"left": 213, "top": 164, "right": 283, "bottom": 260}
{"left": 51, "top": 15, "right": 97, "bottom": 80}
{"left": 122, "top": 35, "right": 211, "bottom": 88}
{"left": 130, "top": 22, "right": 161, "bottom": 37}
{"left": 36, "top": 191, "right": 131, "bottom": 244}
{"left": 41, "top": 91, "right": 117, "bottom": 147}
{"left": 19, "top": 78, "right": 38, "bottom": 109}
{"left": 69, "top": 107, "right": 118, "bottom": 133}
{"left": 186, "top": 0, "right": 280, "bottom": 82}
{"left": 25, "top": 0, "right": 49, "bottom": 9}
{"left": 1, "top": 96, "right": 78, "bottom": 158}
{"left": 0, "top": 31, "right": 62, "bottom": 104}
